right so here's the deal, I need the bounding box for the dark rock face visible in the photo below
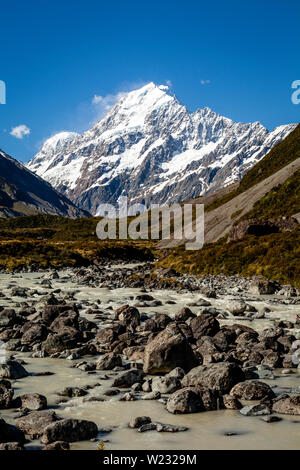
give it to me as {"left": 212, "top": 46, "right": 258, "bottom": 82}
{"left": 227, "top": 217, "right": 298, "bottom": 243}
{"left": 272, "top": 395, "right": 300, "bottom": 415}
{"left": 143, "top": 323, "right": 198, "bottom": 374}
{"left": 59, "top": 387, "right": 87, "bottom": 398}
{"left": 229, "top": 380, "right": 275, "bottom": 400}
{"left": 16, "top": 411, "right": 61, "bottom": 439}
{"left": 154, "top": 313, "right": 172, "bottom": 330}
{"left": 0, "top": 149, "right": 89, "bottom": 218}
{"left": 190, "top": 314, "right": 220, "bottom": 340}
{"left": 41, "top": 419, "right": 98, "bottom": 444}
{"left": 181, "top": 362, "right": 245, "bottom": 395}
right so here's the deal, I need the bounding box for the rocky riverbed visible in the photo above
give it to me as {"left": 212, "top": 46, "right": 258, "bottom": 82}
{"left": 0, "top": 263, "right": 300, "bottom": 450}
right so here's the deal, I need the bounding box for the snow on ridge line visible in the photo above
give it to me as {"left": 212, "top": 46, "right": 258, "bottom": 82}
{"left": 26, "top": 82, "right": 298, "bottom": 214}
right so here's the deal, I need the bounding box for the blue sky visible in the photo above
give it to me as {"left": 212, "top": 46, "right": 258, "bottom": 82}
{"left": 0, "top": 0, "right": 299, "bottom": 162}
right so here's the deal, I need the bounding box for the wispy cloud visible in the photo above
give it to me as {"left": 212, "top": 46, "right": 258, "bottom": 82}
{"left": 200, "top": 79, "right": 211, "bottom": 85}
{"left": 38, "top": 80, "right": 150, "bottom": 149}
{"left": 10, "top": 124, "right": 31, "bottom": 139}
{"left": 166, "top": 79, "right": 172, "bottom": 87}
{"left": 91, "top": 91, "right": 126, "bottom": 120}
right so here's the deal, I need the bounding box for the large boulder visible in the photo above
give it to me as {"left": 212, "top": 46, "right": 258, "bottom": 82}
{"left": 248, "top": 278, "right": 278, "bottom": 295}
{"left": 143, "top": 323, "right": 198, "bottom": 374}
{"left": 17, "top": 393, "right": 47, "bottom": 411}
{"left": 96, "top": 326, "right": 120, "bottom": 345}
{"left": 42, "top": 327, "right": 82, "bottom": 354}
{"left": 123, "top": 346, "right": 145, "bottom": 361}
{"left": 166, "top": 387, "right": 217, "bottom": 414}
{"left": 226, "top": 300, "right": 246, "bottom": 316}
{"left": 175, "top": 307, "right": 195, "bottom": 322}
{"left": 49, "top": 311, "right": 79, "bottom": 333}
{"left": 16, "top": 411, "right": 61, "bottom": 439}
{"left": 190, "top": 314, "right": 220, "bottom": 340}
{"left": 181, "top": 362, "right": 245, "bottom": 395}
{"left": 196, "top": 336, "right": 220, "bottom": 358}
{"left": 229, "top": 380, "right": 275, "bottom": 400}
{"left": 112, "top": 368, "right": 145, "bottom": 388}
{"left": 42, "top": 304, "right": 78, "bottom": 326}
{"left": 0, "top": 309, "right": 23, "bottom": 327}
{"left": 96, "top": 353, "right": 122, "bottom": 370}
{"left": 22, "top": 323, "right": 48, "bottom": 344}
{"left": 41, "top": 419, "right": 98, "bottom": 444}
{"left": 0, "top": 361, "right": 28, "bottom": 379}
{"left": 115, "top": 305, "right": 140, "bottom": 331}
{"left": 154, "top": 313, "right": 172, "bottom": 330}
{"left": 166, "top": 387, "right": 203, "bottom": 414}
{"left": 228, "top": 218, "right": 298, "bottom": 244}
{"left": 42, "top": 441, "right": 70, "bottom": 451}
{"left": 151, "top": 376, "right": 181, "bottom": 394}
{"left": 0, "top": 442, "right": 25, "bottom": 450}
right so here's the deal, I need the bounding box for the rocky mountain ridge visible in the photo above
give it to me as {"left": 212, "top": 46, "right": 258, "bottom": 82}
{"left": 27, "top": 83, "right": 296, "bottom": 214}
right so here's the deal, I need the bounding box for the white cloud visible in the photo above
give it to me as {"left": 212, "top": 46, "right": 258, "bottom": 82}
{"left": 10, "top": 124, "right": 31, "bottom": 139}
{"left": 201, "top": 79, "right": 211, "bottom": 85}
{"left": 166, "top": 79, "right": 172, "bottom": 87}
{"left": 91, "top": 91, "right": 125, "bottom": 120}
{"left": 92, "top": 94, "right": 103, "bottom": 104}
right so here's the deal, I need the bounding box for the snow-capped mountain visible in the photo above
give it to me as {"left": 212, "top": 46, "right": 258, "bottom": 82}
{"left": 27, "top": 83, "right": 297, "bottom": 214}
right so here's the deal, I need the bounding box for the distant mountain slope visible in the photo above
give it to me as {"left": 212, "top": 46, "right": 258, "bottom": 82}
{"left": 237, "top": 169, "right": 300, "bottom": 221}
{"left": 158, "top": 126, "right": 300, "bottom": 286}
{"left": 158, "top": 124, "right": 300, "bottom": 247}
{"left": 206, "top": 123, "right": 300, "bottom": 212}
{"left": 27, "top": 82, "right": 296, "bottom": 214}
{"left": 0, "top": 149, "right": 90, "bottom": 218}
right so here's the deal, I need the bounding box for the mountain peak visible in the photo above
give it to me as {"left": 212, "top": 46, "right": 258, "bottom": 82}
{"left": 93, "top": 82, "right": 178, "bottom": 135}
{"left": 27, "top": 84, "right": 297, "bottom": 214}
{"left": 41, "top": 132, "right": 79, "bottom": 152}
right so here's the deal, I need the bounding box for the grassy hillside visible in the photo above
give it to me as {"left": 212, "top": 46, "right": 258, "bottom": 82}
{"left": 238, "top": 168, "right": 300, "bottom": 221}
{"left": 0, "top": 214, "right": 154, "bottom": 270}
{"left": 206, "top": 123, "right": 300, "bottom": 212}
{"left": 158, "top": 227, "right": 300, "bottom": 287}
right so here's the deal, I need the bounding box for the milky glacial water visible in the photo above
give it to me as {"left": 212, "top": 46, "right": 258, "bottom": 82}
{"left": 0, "top": 268, "right": 299, "bottom": 450}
